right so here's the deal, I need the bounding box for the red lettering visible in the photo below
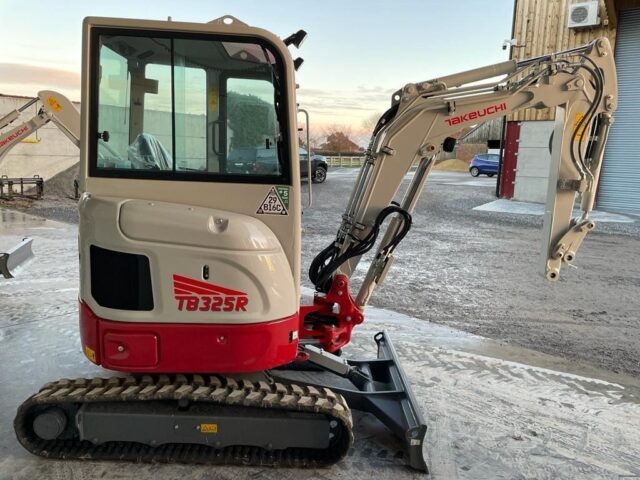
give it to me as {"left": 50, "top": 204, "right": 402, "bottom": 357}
{"left": 177, "top": 297, "right": 187, "bottom": 310}
{"left": 175, "top": 294, "right": 250, "bottom": 312}
{"left": 235, "top": 296, "right": 248, "bottom": 312}
{"left": 0, "top": 126, "right": 30, "bottom": 148}
{"left": 445, "top": 102, "right": 508, "bottom": 127}
{"left": 211, "top": 296, "right": 223, "bottom": 312}
{"left": 199, "top": 296, "right": 211, "bottom": 311}
{"left": 223, "top": 297, "right": 235, "bottom": 312}
{"left": 186, "top": 297, "right": 198, "bottom": 311}
{"left": 173, "top": 275, "right": 249, "bottom": 313}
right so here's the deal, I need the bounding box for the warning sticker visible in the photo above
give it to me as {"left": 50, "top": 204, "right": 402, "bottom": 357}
{"left": 573, "top": 112, "right": 586, "bottom": 139}
{"left": 47, "top": 96, "right": 62, "bottom": 112}
{"left": 209, "top": 87, "right": 218, "bottom": 111}
{"left": 257, "top": 186, "right": 289, "bottom": 215}
{"left": 200, "top": 423, "right": 218, "bottom": 434}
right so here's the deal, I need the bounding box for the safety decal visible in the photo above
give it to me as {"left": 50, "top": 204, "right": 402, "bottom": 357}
{"left": 573, "top": 112, "right": 586, "bottom": 139}
{"left": 209, "top": 87, "right": 218, "bottom": 111}
{"left": 47, "top": 96, "right": 63, "bottom": 112}
{"left": 257, "top": 186, "right": 289, "bottom": 215}
{"left": 173, "top": 274, "right": 248, "bottom": 312}
{"left": 200, "top": 423, "right": 218, "bottom": 433}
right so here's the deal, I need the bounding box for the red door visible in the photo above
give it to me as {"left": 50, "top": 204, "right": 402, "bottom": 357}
{"left": 500, "top": 121, "right": 520, "bottom": 199}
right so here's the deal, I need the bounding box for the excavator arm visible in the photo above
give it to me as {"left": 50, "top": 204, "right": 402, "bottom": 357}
{"left": 0, "top": 90, "right": 80, "bottom": 163}
{"left": 309, "top": 37, "right": 617, "bottom": 308}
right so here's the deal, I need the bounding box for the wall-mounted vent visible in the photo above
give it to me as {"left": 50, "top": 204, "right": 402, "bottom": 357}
{"left": 568, "top": 1, "right": 601, "bottom": 28}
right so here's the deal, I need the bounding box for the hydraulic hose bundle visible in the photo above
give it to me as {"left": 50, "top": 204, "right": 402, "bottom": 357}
{"left": 309, "top": 205, "right": 412, "bottom": 293}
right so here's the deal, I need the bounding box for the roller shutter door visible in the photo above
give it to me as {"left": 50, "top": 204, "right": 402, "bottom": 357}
{"left": 598, "top": 9, "right": 640, "bottom": 214}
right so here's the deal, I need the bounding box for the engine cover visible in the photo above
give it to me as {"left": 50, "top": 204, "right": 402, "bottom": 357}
{"left": 79, "top": 195, "right": 297, "bottom": 326}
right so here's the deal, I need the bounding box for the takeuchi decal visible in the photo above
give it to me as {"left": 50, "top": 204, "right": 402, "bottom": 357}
{"left": 445, "top": 102, "right": 507, "bottom": 126}
{"left": 173, "top": 274, "right": 248, "bottom": 312}
{"left": 0, "top": 125, "right": 30, "bottom": 148}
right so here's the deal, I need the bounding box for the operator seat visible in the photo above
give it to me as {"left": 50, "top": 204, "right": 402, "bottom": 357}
{"left": 128, "top": 133, "right": 173, "bottom": 170}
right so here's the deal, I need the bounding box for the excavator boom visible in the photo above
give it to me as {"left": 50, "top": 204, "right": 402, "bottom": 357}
{"left": 0, "top": 91, "right": 80, "bottom": 163}
{"left": 309, "top": 38, "right": 617, "bottom": 308}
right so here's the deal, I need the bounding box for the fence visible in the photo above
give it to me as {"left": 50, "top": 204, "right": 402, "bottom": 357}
{"left": 325, "top": 156, "right": 365, "bottom": 167}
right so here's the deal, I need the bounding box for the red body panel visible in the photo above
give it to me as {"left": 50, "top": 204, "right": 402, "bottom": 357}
{"left": 79, "top": 301, "right": 299, "bottom": 373}
{"left": 80, "top": 274, "right": 363, "bottom": 372}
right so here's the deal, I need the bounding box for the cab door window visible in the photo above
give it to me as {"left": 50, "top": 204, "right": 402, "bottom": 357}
{"left": 91, "top": 31, "right": 290, "bottom": 184}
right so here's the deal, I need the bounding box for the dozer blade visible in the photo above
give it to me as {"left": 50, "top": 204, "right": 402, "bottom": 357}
{"left": 0, "top": 237, "right": 33, "bottom": 278}
{"left": 273, "top": 331, "right": 429, "bottom": 471}
{"left": 351, "top": 331, "right": 428, "bottom": 471}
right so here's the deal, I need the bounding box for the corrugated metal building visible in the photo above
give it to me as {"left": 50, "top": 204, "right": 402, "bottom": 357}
{"left": 500, "top": 0, "right": 640, "bottom": 215}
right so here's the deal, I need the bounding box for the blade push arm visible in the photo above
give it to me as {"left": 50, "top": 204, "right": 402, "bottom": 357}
{"left": 309, "top": 38, "right": 617, "bottom": 308}
{"left": 0, "top": 91, "right": 80, "bottom": 163}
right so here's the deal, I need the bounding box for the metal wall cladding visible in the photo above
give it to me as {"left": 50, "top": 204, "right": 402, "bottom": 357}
{"left": 598, "top": 8, "right": 640, "bottom": 215}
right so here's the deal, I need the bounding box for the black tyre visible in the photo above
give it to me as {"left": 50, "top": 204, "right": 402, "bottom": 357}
{"left": 312, "top": 166, "right": 327, "bottom": 184}
{"left": 487, "top": 173, "right": 495, "bottom": 177}
{"left": 470, "top": 167, "right": 480, "bottom": 177}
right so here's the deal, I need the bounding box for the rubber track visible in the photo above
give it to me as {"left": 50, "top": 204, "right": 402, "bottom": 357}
{"left": 14, "top": 374, "right": 354, "bottom": 467}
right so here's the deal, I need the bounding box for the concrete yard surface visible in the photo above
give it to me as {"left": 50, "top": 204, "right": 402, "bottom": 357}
{"left": 474, "top": 198, "right": 636, "bottom": 223}
{"left": 1, "top": 209, "right": 639, "bottom": 479}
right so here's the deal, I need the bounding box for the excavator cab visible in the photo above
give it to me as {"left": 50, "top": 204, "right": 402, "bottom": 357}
{"left": 77, "top": 16, "right": 303, "bottom": 373}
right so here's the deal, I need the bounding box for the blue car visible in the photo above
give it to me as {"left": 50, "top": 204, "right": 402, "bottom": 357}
{"left": 469, "top": 153, "right": 499, "bottom": 177}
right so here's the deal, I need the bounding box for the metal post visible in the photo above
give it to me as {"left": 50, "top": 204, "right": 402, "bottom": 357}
{"left": 298, "top": 108, "right": 312, "bottom": 208}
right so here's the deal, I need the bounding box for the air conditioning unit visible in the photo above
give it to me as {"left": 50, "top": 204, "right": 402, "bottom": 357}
{"left": 568, "top": 1, "right": 600, "bottom": 28}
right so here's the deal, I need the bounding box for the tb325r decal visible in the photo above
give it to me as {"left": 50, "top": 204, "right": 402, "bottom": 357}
{"left": 173, "top": 274, "right": 248, "bottom": 312}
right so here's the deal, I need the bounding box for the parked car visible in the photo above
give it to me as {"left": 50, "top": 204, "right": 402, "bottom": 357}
{"left": 299, "top": 148, "right": 328, "bottom": 183}
{"left": 227, "top": 147, "right": 328, "bottom": 183}
{"left": 227, "top": 147, "right": 280, "bottom": 175}
{"left": 469, "top": 153, "right": 499, "bottom": 177}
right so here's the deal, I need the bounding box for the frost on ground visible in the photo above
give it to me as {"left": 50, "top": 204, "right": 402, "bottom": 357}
{"left": 2, "top": 221, "right": 639, "bottom": 479}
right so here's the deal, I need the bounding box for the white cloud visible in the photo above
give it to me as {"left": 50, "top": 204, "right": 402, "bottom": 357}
{"left": 0, "top": 63, "right": 80, "bottom": 100}
{"left": 296, "top": 86, "right": 394, "bottom": 131}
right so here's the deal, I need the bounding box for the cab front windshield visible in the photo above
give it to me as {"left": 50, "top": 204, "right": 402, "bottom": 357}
{"left": 93, "top": 33, "right": 288, "bottom": 182}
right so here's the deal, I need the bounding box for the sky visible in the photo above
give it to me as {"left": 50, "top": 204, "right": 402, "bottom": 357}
{"left": 0, "top": 0, "right": 514, "bottom": 140}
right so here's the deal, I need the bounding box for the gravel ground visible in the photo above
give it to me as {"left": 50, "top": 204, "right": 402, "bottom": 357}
{"left": 3, "top": 166, "right": 639, "bottom": 377}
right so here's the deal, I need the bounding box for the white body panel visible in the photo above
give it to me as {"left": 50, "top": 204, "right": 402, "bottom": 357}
{"left": 79, "top": 195, "right": 297, "bottom": 324}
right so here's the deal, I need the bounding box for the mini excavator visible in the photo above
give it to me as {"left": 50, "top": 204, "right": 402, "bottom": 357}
{"left": 12, "top": 16, "right": 617, "bottom": 472}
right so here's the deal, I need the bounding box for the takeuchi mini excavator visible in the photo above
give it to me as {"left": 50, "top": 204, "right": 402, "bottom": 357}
{"left": 13, "top": 16, "right": 617, "bottom": 472}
